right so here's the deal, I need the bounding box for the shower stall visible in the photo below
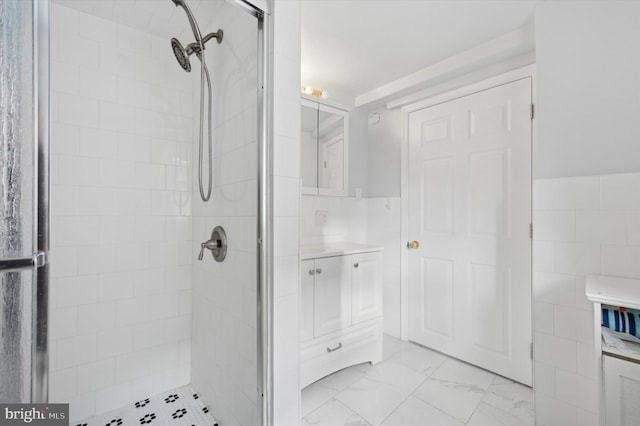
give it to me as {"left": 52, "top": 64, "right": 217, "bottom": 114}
{"left": 0, "top": 0, "right": 273, "bottom": 425}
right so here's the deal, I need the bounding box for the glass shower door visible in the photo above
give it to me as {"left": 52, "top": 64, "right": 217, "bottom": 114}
{"left": 0, "top": 0, "right": 49, "bottom": 403}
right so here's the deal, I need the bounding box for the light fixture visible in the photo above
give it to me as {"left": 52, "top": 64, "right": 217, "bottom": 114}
{"left": 301, "top": 85, "right": 329, "bottom": 100}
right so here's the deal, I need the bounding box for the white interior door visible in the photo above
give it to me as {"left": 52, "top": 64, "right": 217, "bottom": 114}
{"left": 407, "top": 78, "right": 532, "bottom": 385}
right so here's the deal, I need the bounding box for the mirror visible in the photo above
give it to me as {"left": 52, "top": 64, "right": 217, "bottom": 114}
{"left": 301, "top": 99, "right": 348, "bottom": 196}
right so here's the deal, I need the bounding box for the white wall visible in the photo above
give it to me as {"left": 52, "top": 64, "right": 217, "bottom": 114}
{"left": 271, "top": 1, "right": 302, "bottom": 425}
{"left": 366, "top": 109, "right": 402, "bottom": 198}
{"left": 49, "top": 4, "right": 193, "bottom": 421}
{"left": 348, "top": 108, "right": 369, "bottom": 197}
{"left": 534, "top": 1, "right": 640, "bottom": 179}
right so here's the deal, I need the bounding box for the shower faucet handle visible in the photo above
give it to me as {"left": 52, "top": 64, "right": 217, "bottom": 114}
{"left": 197, "top": 226, "right": 228, "bottom": 262}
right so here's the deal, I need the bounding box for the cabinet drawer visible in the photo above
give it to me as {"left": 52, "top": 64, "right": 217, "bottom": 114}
{"left": 300, "top": 318, "right": 382, "bottom": 388}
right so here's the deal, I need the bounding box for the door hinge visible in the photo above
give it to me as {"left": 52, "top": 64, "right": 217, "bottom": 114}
{"left": 530, "top": 223, "right": 533, "bottom": 239}
{"left": 530, "top": 342, "right": 534, "bottom": 360}
{"left": 530, "top": 103, "right": 535, "bottom": 120}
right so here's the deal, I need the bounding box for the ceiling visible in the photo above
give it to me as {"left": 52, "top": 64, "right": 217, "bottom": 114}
{"left": 301, "top": 0, "right": 537, "bottom": 106}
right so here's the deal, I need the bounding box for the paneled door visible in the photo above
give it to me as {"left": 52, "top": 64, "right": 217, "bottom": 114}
{"left": 407, "top": 78, "right": 532, "bottom": 385}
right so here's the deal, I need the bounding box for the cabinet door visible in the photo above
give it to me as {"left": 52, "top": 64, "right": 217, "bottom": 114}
{"left": 604, "top": 355, "right": 640, "bottom": 426}
{"left": 351, "top": 251, "right": 383, "bottom": 324}
{"left": 301, "top": 260, "right": 315, "bottom": 342}
{"left": 314, "top": 256, "right": 352, "bottom": 337}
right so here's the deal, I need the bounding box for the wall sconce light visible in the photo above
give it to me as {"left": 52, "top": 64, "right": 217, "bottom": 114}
{"left": 301, "top": 85, "right": 329, "bottom": 100}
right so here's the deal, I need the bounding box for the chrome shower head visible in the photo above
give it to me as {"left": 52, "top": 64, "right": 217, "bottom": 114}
{"left": 171, "top": 38, "right": 191, "bottom": 72}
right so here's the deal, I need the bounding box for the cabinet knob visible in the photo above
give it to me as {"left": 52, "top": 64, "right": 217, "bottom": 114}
{"left": 354, "top": 262, "right": 359, "bottom": 268}
{"left": 308, "top": 269, "right": 315, "bottom": 275}
{"left": 316, "top": 268, "right": 322, "bottom": 274}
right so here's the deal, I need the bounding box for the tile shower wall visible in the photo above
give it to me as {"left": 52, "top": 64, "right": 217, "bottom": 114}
{"left": 49, "top": 4, "right": 193, "bottom": 421}
{"left": 533, "top": 172, "right": 640, "bottom": 426}
{"left": 189, "top": 3, "right": 259, "bottom": 426}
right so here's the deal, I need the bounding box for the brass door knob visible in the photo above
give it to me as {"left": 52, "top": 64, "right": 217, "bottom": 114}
{"left": 407, "top": 240, "right": 420, "bottom": 249}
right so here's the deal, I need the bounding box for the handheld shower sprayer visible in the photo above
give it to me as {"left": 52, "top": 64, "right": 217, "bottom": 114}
{"left": 169, "top": 0, "right": 223, "bottom": 203}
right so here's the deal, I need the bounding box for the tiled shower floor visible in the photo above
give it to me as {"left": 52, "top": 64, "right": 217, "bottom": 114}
{"left": 76, "top": 386, "right": 219, "bottom": 426}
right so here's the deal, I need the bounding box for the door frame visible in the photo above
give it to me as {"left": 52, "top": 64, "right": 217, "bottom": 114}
{"left": 399, "top": 65, "right": 536, "bottom": 341}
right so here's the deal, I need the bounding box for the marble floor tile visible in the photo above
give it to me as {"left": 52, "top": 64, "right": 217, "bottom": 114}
{"left": 412, "top": 375, "right": 487, "bottom": 423}
{"left": 302, "top": 381, "right": 340, "bottom": 417}
{"left": 357, "top": 360, "right": 427, "bottom": 393}
{"left": 430, "top": 357, "right": 497, "bottom": 390}
{"left": 303, "top": 399, "right": 370, "bottom": 426}
{"left": 466, "top": 402, "right": 532, "bottom": 426}
{"left": 387, "top": 344, "right": 447, "bottom": 375}
{"left": 335, "top": 377, "right": 412, "bottom": 426}
{"left": 379, "top": 396, "right": 464, "bottom": 426}
{"left": 482, "top": 381, "right": 534, "bottom": 425}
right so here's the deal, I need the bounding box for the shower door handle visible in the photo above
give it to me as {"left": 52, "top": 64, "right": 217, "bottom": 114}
{"left": 0, "top": 252, "right": 47, "bottom": 272}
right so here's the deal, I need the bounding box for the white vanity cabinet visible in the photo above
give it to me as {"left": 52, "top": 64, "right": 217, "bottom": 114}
{"left": 604, "top": 355, "right": 640, "bottom": 425}
{"left": 300, "top": 244, "right": 383, "bottom": 388}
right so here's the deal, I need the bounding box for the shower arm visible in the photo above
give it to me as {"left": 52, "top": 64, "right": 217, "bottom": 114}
{"left": 186, "top": 31, "right": 223, "bottom": 56}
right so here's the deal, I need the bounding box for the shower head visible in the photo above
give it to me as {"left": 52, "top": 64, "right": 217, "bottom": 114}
{"left": 171, "top": 38, "right": 191, "bottom": 72}
{"left": 170, "top": 0, "right": 203, "bottom": 44}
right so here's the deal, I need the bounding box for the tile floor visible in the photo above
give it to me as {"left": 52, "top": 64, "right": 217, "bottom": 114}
{"left": 301, "top": 335, "right": 534, "bottom": 426}
{"left": 76, "top": 385, "right": 219, "bottom": 426}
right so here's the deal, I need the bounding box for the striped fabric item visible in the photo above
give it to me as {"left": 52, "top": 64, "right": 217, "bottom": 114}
{"left": 602, "top": 305, "right": 640, "bottom": 339}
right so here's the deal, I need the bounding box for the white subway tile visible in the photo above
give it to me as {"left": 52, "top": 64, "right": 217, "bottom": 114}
{"left": 555, "top": 369, "right": 597, "bottom": 411}
{"left": 78, "top": 127, "right": 119, "bottom": 159}
{"left": 67, "top": 392, "right": 96, "bottom": 422}
{"left": 79, "top": 67, "right": 117, "bottom": 102}
{"left": 165, "top": 316, "right": 191, "bottom": 343}
{"left": 78, "top": 187, "right": 117, "bottom": 216}
{"left": 134, "top": 163, "right": 166, "bottom": 190}
{"left": 100, "top": 45, "right": 135, "bottom": 78}
{"left": 50, "top": 367, "right": 77, "bottom": 402}
{"left": 133, "top": 269, "right": 165, "bottom": 297}
{"left": 50, "top": 246, "right": 79, "bottom": 278}
{"left": 78, "top": 13, "right": 116, "bottom": 46}
{"left": 100, "top": 101, "right": 135, "bottom": 133}
{"left": 116, "top": 24, "right": 151, "bottom": 57}
{"left": 78, "top": 245, "right": 116, "bottom": 275}
{"left": 97, "top": 327, "right": 134, "bottom": 359}
{"left": 601, "top": 173, "right": 640, "bottom": 210}
{"left": 533, "top": 211, "right": 575, "bottom": 242}
{"left": 118, "top": 133, "right": 152, "bottom": 162}
{"left": 51, "top": 185, "right": 79, "bottom": 216}
{"left": 135, "top": 108, "right": 166, "bottom": 138}
{"left": 98, "top": 217, "right": 136, "bottom": 245}
{"left": 535, "top": 302, "right": 554, "bottom": 334}
{"left": 117, "top": 77, "right": 150, "bottom": 109}
{"left": 554, "top": 242, "right": 600, "bottom": 275}
{"left": 58, "top": 32, "right": 99, "bottom": 69}
{"left": 134, "top": 57, "right": 166, "bottom": 87}
{"left": 533, "top": 361, "right": 555, "bottom": 397}
{"left": 57, "top": 334, "right": 97, "bottom": 369}
{"left": 602, "top": 245, "right": 640, "bottom": 278}
{"left": 57, "top": 275, "right": 98, "bottom": 308}
{"left": 78, "top": 302, "right": 116, "bottom": 335}
{"left": 534, "top": 272, "right": 577, "bottom": 307}
{"left": 553, "top": 176, "right": 600, "bottom": 210}
{"left": 51, "top": 4, "right": 79, "bottom": 34}
{"left": 58, "top": 216, "right": 99, "bottom": 246}
{"left": 533, "top": 179, "right": 556, "bottom": 210}
{"left": 51, "top": 123, "right": 80, "bottom": 156}
{"left": 535, "top": 393, "right": 578, "bottom": 426}
{"left": 577, "top": 342, "right": 597, "bottom": 379}
{"left": 50, "top": 306, "right": 78, "bottom": 340}
{"left": 58, "top": 93, "right": 100, "bottom": 128}
{"left": 133, "top": 321, "right": 166, "bottom": 350}
{"left": 577, "top": 409, "right": 599, "bottom": 426}
{"left": 116, "top": 189, "right": 152, "bottom": 216}
{"left": 98, "top": 271, "right": 134, "bottom": 302}
{"left": 274, "top": 176, "right": 301, "bottom": 218}
{"left": 534, "top": 332, "right": 577, "bottom": 372}
{"left": 99, "top": 159, "right": 135, "bottom": 188}
{"left": 77, "top": 358, "right": 116, "bottom": 393}
{"left": 57, "top": 156, "right": 101, "bottom": 187}
{"left": 554, "top": 306, "right": 593, "bottom": 344}
{"left": 116, "top": 243, "right": 150, "bottom": 271}
{"left": 95, "top": 381, "right": 133, "bottom": 414}
{"left": 575, "top": 211, "right": 627, "bottom": 244}
{"left": 52, "top": 60, "right": 79, "bottom": 95}
{"left": 166, "top": 166, "right": 190, "bottom": 191}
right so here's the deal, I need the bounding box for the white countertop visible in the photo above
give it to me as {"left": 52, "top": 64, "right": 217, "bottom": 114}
{"left": 300, "top": 242, "right": 383, "bottom": 260}
{"left": 586, "top": 274, "right": 640, "bottom": 310}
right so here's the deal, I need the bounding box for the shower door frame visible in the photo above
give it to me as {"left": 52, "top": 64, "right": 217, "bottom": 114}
{"left": 227, "top": 0, "right": 274, "bottom": 425}
{"left": 0, "top": 0, "right": 50, "bottom": 403}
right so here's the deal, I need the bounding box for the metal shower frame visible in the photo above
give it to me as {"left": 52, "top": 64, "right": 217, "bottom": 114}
{"left": 29, "top": 1, "right": 275, "bottom": 424}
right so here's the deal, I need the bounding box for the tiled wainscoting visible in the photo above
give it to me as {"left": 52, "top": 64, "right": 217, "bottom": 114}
{"left": 533, "top": 172, "right": 640, "bottom": 425}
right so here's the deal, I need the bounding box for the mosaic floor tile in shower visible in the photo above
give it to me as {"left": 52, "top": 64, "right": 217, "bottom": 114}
{"left": 76, "top": 385, "right": 219, "bottom": 426}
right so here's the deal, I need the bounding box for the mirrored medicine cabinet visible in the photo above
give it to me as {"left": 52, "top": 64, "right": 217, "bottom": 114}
{"left": 301, "top": 98, "right": 349, "bottom": 196}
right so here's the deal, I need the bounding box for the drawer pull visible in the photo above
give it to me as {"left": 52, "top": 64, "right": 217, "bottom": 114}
{"left": 326, "top": 342, "right": 342, "bottom": 353}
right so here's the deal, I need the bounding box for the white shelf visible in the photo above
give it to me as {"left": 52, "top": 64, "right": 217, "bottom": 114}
{"left": 586, "top": 275, "right": 640, "bottom": 310}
